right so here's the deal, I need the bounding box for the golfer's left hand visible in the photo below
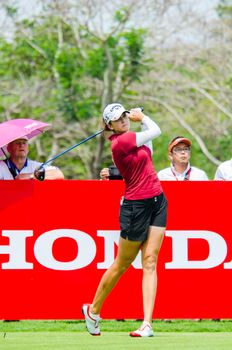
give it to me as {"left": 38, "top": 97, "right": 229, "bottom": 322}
{"left": 128, "top": 108, "right": 145, "bottom": 122}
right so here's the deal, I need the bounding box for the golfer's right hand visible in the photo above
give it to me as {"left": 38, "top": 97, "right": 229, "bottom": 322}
{"left": 128, "top": 108, "right": 145, "bottom": 122}
{"left": 100, "top": 168, "right": 110, "bottom": 180}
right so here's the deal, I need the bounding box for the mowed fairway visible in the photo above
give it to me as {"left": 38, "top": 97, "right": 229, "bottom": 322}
{"left": 1, "top": 332, "right": 232, "bottom": 350}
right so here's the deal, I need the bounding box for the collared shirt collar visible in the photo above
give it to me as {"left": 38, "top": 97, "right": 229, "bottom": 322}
{"left": 171, "top": 162, "right": 191, "bottom": 177}
{"left": 7, "top": 158, "right": 28, "bottom": 174}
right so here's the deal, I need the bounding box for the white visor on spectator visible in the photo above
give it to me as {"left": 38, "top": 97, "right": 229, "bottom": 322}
{"left": 103, "top": 103, "right": 129, "bottom": 124}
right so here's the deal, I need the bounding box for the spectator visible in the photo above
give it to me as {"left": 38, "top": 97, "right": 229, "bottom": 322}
{"left": 100, "top": 165, "right": 122, "bottom": 180}
{"left": 157, "top": 136, "right": 208, "bottom": 181}
{"left": 214, "top": 159, "right": 232, "bottom": 181}
{"left": 0, "top": 137, "right": 64, "bottom": 180}
{"left": 99, "top": 167, "right": 111, "bottom": 180}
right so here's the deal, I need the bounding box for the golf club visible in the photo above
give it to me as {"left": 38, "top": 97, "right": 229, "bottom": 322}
{"left": 34, "top": 106, "right": 144, "bottom": 181}
{"left": 34, "top": 129, "right": 104, "bottom": 180}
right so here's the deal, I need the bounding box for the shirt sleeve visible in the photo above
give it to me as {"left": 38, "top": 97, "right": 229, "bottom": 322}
{"left": 136, "top": 116, "right": 161, "bottom": 152}
{"left": 114, "top": 132, "right": 137, "bottom": 156}
{"left": 0, "top": 161, "right": 11, "bottom": 180}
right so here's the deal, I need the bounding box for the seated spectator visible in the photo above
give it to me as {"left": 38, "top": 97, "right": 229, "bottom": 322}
{"left": 100, "top": 167, "right": 110, "bottom": 180}
{"left": 214, "top": 159, "right": 232, "bottom": 181}
{"left": 157, "top": 136, "right": 208, "bottom": 181}
{"left": 100, "top": 165, "right": 122, "bottom": 180}
{"left": 0, "top": 137, "right": 64, "bottom": 180}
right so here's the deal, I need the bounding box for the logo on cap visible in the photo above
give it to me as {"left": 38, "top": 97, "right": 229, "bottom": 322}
{"left": 103, "top": 103, "right": 128, "bottom": 124}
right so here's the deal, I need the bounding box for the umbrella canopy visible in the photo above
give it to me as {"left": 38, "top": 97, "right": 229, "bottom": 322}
{"left": 0, "top": 118, "right": 51, "bottom": 157}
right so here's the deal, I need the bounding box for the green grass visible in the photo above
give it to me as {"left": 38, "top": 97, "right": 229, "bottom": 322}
{"left": 1, "top": 319, "right": 232, "bottom": 332}
{"left": 0, "top": 332, "right": 232, "bottom": 350}
{"left": 0, "top": 321, "right": 232, "bottom": 350}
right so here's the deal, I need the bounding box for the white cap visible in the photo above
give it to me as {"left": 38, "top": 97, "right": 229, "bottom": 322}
{"left": 103, "top": 103, "right": 129, "bottom": 125}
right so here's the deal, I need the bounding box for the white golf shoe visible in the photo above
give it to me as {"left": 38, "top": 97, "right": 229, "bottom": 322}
{"left": 82, "top": 304, "right": 101, "bottom": 336}
{"left": 130, "top": 321, "right": 154, "bottom": 337}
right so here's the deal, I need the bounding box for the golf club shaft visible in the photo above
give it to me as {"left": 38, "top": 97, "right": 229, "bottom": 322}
{"left": 39, "top": 129, "right": 104, "bottom": 169}
{"left": 38, "top": 107, "right": 144, "bottom": 169}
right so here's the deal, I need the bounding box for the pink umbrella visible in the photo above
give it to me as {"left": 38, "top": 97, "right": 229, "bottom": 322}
{"left": 0, "top": 118, "right": 51, "bottom": 157}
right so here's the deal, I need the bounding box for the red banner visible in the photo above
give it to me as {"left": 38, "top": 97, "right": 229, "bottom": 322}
{"left": 0, "top": 180, "right": 231, "bottom": 319}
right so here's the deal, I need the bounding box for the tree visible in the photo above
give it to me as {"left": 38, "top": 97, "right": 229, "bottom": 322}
{"left": 0, "top": 0, "right": 147, "bottom": 178}
{"left": 0, "top": 0, "right": 231, "bottom": 179}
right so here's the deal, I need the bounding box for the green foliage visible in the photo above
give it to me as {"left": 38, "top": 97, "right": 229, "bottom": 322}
{"left": 84, "top": 47, "right": 106, "bottom": 79}
{"left": 225, "top": 74, "right": 232, "bottom": 89}
{"left": 0, "top": 9, "right": 148, "bottom": 129}
{"left": 175, "top": 66, "right": 198, "bottom": 80}
{"left": 217, "top": 135, "right": 232, "bottom": 159}
{"left": 5, "top": 5, "right": 18, "bottom": 17}
{"left": 114, "top": 7, "right": 130, "bottom": 23}
{"left": 0, "top": 4, "right": 231, "bottom": 179}
{"left": 122, "top": 29, "right": 146, "bottom": 80}
{"left": 217, "top": 0, "right": 232, "bottom": 18}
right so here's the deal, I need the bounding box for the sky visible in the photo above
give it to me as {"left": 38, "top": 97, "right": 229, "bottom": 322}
{"left": 2, "top": 0, "right": 221, "bottom": 20}
{"left": 0, "top": 0, "right": 221, "bottom": 43}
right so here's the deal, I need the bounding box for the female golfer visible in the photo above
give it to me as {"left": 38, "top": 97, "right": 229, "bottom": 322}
{"left": 82, "top": 103, "right": 167, "bottom": 337}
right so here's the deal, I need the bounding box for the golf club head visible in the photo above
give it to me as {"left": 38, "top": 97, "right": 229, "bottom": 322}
{"left": 34, "top": 167, "right": 45, "bottom": 181}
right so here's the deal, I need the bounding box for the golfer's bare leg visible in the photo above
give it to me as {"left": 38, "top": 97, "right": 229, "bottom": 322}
{"left": 90, "top": 237, "right": 141, "bottom": 314}
{"left": 141, "top": 226, "right": 165, "bottom": 324}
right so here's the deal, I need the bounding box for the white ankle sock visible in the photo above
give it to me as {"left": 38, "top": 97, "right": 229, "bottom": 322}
{"left": 89, "top": 309, "right": 100, "bottom": 318}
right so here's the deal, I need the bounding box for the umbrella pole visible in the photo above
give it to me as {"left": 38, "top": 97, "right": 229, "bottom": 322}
{"left": 1, "top": 147, "right": 8, "bottom": 159}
